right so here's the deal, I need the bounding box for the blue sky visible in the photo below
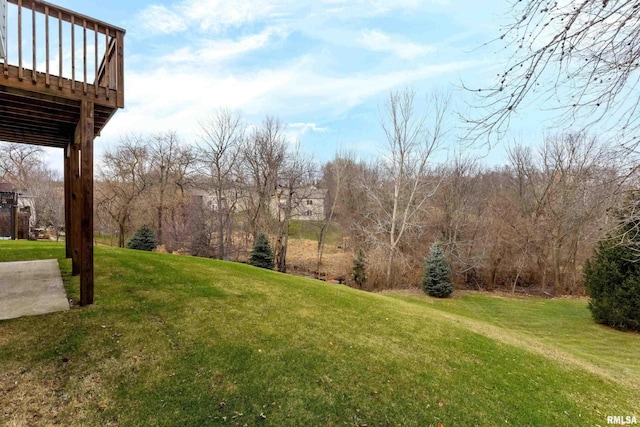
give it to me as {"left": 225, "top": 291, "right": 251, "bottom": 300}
{"left": 34, "top": 0, "right": 541, "bottom": 171}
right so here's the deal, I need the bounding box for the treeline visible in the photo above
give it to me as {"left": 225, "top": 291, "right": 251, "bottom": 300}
{"left": 94, "top": 112, "right": 316, "bottom": 276}
{"left": 332, "top": 133, "right": 622, "bottom": 295}
{"left": 0, "top": 90, "right": 632, "bottom": 295}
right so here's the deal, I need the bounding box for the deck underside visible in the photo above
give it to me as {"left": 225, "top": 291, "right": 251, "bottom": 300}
{"left": 1, "top": 66, "right": 118, "bottom": 149}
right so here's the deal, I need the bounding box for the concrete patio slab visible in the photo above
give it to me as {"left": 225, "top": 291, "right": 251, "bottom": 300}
{"left": 0, "top": 260, "right": 70, "bottom": 321}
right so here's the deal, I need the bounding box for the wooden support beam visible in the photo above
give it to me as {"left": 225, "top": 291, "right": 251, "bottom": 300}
{"left": 12, "top": 205, "right": 18, "bottom": 240}
{"left": 64, "top": 146, "right": 71, "bottom": 258}
{"left": 70, "top": 136, "right": 80, "bottom": 275}
{"left": 79, "top": 100, "right": 94, "bottom": 306}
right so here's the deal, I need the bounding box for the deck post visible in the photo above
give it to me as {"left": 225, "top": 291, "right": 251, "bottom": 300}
{"left": 70, "top": 135, "right": 81, "bottom": 275}
{"left": 11, "top": 205, "right": 18, "bottom": 240}
{"left": 64, "top": 146, "right": 71, "bottom": 258}
{"left": 79, "top": 100, "right": 94, "bottom": 306}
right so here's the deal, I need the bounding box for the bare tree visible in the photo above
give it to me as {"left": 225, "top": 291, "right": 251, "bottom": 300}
{"left": 505, "top": 133, "right": 617, "bottom": 294}
{"left": 97, "top": 136, "right": 150, "bottom": 247}
{"left": 0, "top": 143, "right": 44, "bottom": 189}
{"left": 434, "top": 155, "right": 486, "bottom": 286}
{"left": 273, "top": 143, "right": 315, "bottom": 272}
{"left": 468, "top": 1, "right": 640, "bottom": 145}
{"left": 240, "top": 116, "right": 287, "bottom": 242}
{"left": 145, "top": 131, "right": 195, "bottom": 247}
{"left": 315, "top": 152, "right": 354, "bottom": 278}
{"left": 197, "top": 108, "right": 245, "bottom": 259}
{"left": 361, "top": 89, "right": 449, "bottom": 288}
{"left": 0, "top": 142, "right": 63, "bottom": 232}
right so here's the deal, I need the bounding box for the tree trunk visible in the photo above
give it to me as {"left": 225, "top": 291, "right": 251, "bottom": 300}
{"left": 118, "top": 222, "right": 125, "bottom": 248}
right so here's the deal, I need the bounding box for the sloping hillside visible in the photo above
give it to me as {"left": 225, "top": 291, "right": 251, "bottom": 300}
{"left": 0, "top": 241, "right": 638, "bottom": 426}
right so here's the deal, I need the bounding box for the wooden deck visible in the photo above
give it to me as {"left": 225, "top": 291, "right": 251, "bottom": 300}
{"left": 0, "top": 0, "right": 125, "bottom": 305}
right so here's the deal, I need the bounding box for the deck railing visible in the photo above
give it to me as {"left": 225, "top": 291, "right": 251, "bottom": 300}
{"left": 2, "top": 0, "right": 124, "bottom": 107}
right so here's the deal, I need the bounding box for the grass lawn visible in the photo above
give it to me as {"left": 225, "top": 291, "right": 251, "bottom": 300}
{"left": 0, "top": 241, "right": 638, "bottom": 426}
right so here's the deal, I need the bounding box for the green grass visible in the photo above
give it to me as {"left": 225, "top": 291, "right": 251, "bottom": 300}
{"left": 288, "top": 219, "right": 342, "bottom": 245}
{"left": 0, "top": 241, "right": 638, "bottom": 426}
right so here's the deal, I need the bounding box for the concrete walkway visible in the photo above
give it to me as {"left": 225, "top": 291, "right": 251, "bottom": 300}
{"left": 0, "top": 260, "right": 70, "bottom": 321}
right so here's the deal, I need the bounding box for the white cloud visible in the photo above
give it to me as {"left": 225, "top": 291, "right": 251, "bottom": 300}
{"left": 136, "top": 0, "right": 294, "bottom": 34}
{"left": 137, "top": 5, "right": 188, "bottom": 35}
{"left": 136, "top": 0, "right": 440, "bottom": 35}
{"left": 357, "top": 30, "right": 436, "bottom": 60}
{"left": 321, "top": 0, "right": 430, "bottom": 15}
{"left": 104, "top": 52, "right": 476, "bottom": 149}
{"left": 158, "top": 27, "right": 287, "bottom": 64}
{"left": 288, "top": 123, "right": 328, "bottom": 134}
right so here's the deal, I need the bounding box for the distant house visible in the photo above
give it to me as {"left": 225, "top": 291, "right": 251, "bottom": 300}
{"left": 0, "top": 183, "right": 33, "bottom": 239}
{"left": 272, "top": 186, "right": 327, "bottom": 221}
{"left": 191, "top": 184, "right": 327, "bottom": 222}
{"left": 191, "top": 187, "right": 248, "bottom": 213}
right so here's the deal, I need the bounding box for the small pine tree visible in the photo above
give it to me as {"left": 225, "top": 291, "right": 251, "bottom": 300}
{"left": 423, "top": 241, "right": 454, "bottom": 298}
{"left": 128, "top": 225, "right": 157, "bottom": 251}
{"left": 584, "top": 239, "right": 640, "bottom": 331}
{"left": 249, "top": 233, "right": 275, "bottom": 270}
{"left": 352, "top": 248, "right": 367, "bottom": 288}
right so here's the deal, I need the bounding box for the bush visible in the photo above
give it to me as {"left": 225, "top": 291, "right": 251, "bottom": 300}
{"left": 423, "top": 242, "right": 454, "bottom": 298}
{"left": 128, "top": 225, "right": 157, "bottom": 251}
{"left": 584, "top": 239, "right": 640, "bottom": 331}
{"left": 249, "top": 234, "right": 275, "bottom": 270}
{"left": 352, "top": 248, "right": 367, "bottom": 288}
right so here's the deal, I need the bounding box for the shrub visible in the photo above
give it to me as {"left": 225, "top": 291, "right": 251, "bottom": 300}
{"left": 128, "top": 225, "right": 157, "bottom": 251}
{"left": 352, "top": 248, "right": 367, "bottom": 288}
{"left": 249, "top": 234, "right": 274, "bottom": 270}
{"left": 584, "top": 239, "right": 640, "bottom": 331}
{"left": 423, "top": 242, "right": 454, "bottom": 298}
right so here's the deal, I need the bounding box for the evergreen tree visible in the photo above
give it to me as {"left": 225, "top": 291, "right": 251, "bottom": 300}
{"left": 423, "top": 241, "right": 454, "bottom": 298}
{"left": 584, "top": 199, "right": 640, "bottom": 331}
{"left": 128, "top": 224, "right": 157, "bottom": 251}
{"left": 352, "top": 248, "right": 367, "bottom": 288}
{"left": 249, "top": 233, "right": 275, "bottom": 270}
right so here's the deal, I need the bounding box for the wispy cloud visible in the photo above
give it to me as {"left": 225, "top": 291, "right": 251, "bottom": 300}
{"left": 137, "top": 0, "right": 439, "bottom": 35}
{"left": 137, "top": 5, "right": 188, "bottom": 35}
{"left": 321, "top": 0, "right": 428, "bottom": 16}
{"left": 357, "top": 29, "right": 436, "bottom": 60}
{"left": 177, "top": 0, "right": 290, "bottom": 32}
{"left": 157, "top": 27, "right": 288, "bottom": 65}
{"left": 288, "top": 123, "right": 328, "bottom": 134}
{"left": 137, "top": 0, "right": 293, "bottom": 34}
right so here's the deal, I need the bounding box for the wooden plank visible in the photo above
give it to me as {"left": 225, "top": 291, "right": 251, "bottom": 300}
{"left": 116, "top": 31, "right": 124, "bottom": 108}
{"left": 0, "top": 0, "right": 6, "bottom": 61}
{"left": 94, "top": 22, "right": 98, "bottom": 98}
{"left": 1, "top": 82, "right": 82, "bottom": 106}
{"left": 0, "top": 94, "right": 80, "bottom": 115}
{"left": 45, "top": 5, "right": 49, "bottom": 86}
{"left": 64, "top": 145, "right": 71, "bottom": 258}
{"left": 0, "top": 121, "right": 73, "bottom": 142}
{"left": 82, "top": 19, "right": 86, "bottom": 94}
{"left": 31, "top": 6, "right": 35, "bottom": 83}
{"left": 2, "top": 63, "right": 119, "bottom": 108}
{"left": 79, "top": 100, "right": 94, "bottom": 306}
{"left": 12, "top": 205, "right": 18, "bottom": 240}
{"left": 0, "top": 103, "right": 79, "bottom": 123}
{"left": 17, "top": 0, "right": 22, "bottom": 80}
{"left": 104, "top": 29, "right": 109, "bottom": 99}
{"left": 70, "top": 136, "right": 80, "bottom": 276}
{"left": 0, "top": 129, "right": 69, "bottom": 147}
{"left": 58, "top": 10, "right": 62, "bottom": 88}
{"left": 0, "top": 119, "right": 73, "bottom": 137}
